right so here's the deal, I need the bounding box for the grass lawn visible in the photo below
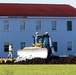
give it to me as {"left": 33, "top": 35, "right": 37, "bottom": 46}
{"left": 0, "top": 64, "right": 76, "bottom": 75}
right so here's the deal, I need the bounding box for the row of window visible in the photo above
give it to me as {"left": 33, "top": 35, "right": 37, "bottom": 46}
{"left": 52, "top": 41, "right": 72, "bottom": 52}
{"left": 4, "top": 42, "right": 26, "bottom": 52}
{"left": 4, "top": 20, "right": 72, "bottom": 31}
{"left": 36, "top": 21, "right": 72, "bottom": 31}
{"left": 51, "top": 21, "right": 72, "bottom": 31}
{"left": 4, "top": 21, "right": 25, "bottom": 31}
{"left": 4, "top": 41, "right": 72, "bottom": 52}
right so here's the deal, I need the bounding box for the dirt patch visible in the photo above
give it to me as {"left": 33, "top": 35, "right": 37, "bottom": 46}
{"left": 1, "top": 56, "right": 76, "bottom": 64}
{"left": 0, "top": 58, "right": 15, "bottom": 64}
{"left": 15, "top": 56, "right": 76, "bottom": 64}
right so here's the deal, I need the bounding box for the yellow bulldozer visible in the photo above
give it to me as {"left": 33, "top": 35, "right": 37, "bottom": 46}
{"left": 15, "top": 32, "right": 55, "bottom": 62}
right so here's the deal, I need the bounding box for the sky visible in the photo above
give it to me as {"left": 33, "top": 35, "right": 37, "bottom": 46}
{"left": 0, "top": 0, "right": 76, "bottom": 8}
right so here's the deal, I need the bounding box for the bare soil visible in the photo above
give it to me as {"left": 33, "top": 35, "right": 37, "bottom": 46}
{"left": 15, "top": 56, "right": 76, "bottom": 64}
{"left": 1, "top": 56, "right": 76, "bottom": 64}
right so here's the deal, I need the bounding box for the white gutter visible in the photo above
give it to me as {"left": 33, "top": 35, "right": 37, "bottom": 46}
{"left": 0, "top": 16, "right": 76, "bottom": 19}
{"left": 27, "top": 16, "right": 76, "bottom": 19}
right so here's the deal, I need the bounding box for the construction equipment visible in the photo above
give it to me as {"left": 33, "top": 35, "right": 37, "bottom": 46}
{"left": 15, "top": 32, "right": 54, "bottom": 62}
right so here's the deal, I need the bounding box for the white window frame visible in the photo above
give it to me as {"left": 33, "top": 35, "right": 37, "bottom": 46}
{"left": 52, "top": 21, "right": 56, "bottom": 30}
{"left": 4, "top": 21, "right": 9, "bottom": 31}
{"left": 20, "top": 21, "right": 25, "bottom": 30}
{"left": 36, "top": 21, "right": 41, "bottom": 30}
{"left": 67, "top": 41, "right": 72, "bottom": 51}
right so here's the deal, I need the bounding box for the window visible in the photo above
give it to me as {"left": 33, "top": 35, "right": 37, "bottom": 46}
{"left": 4, "top": 21, "right": 9, "bottom": 31}
{"left": 20, "top": 21, "right": 25, "bottom": 30}
{"left": 4, "top": 42, "right": 9, "bottom": 52}
{"left": 52, "top": 42, "right": 57, "bottom": 52}
{"left": 36, "top": 21, "right": 41, "bottom": 30}
{"left": 67, "top": 41, "right": 72, "bottom": 51}
{"left": 21, "top": 42, "right": 26, "bottom": 49}
{"left": 52, "top": 21, "right": 56, "bottom": 30}
{"left": 67, "top": 21, "right": 72, "bottom": 31}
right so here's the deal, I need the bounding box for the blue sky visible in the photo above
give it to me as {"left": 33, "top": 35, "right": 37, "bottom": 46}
{"left": 0, "top": 0, "right": 76, "bottom": 8}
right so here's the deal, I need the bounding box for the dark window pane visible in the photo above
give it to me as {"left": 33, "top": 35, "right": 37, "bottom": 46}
{"left": 67, "top": 21, "right": 72, "bottom": 31}
{"left": 52, "top": 42, "right": 57, "bottom": 52}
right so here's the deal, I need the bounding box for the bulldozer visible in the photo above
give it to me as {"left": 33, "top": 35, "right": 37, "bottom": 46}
{"left": 15, "top": 32, "right": 55, "bottom": 62}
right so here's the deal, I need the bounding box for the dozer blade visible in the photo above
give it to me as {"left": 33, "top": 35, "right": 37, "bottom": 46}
{"left": 17, "top": 47, "right": 48, "bottom": 59}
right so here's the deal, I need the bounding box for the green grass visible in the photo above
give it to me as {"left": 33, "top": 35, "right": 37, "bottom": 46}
{"left": 0, "top": 65, "right": 76, "bottom": 75}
